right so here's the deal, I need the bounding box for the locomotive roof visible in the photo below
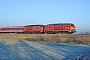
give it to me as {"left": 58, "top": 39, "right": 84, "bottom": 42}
{"left": 24, "top": 25, "right": 44, "bottom": 27}
{"left": 47, "top": 23, "right": 74, "bottom": 25}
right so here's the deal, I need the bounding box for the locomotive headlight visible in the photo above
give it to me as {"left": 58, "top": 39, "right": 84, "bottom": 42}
{"left": 71, "top": 27, "right": 76, "bottom": 29}
{"left": 71, "top": 27, "right": 73, "bottom": 29}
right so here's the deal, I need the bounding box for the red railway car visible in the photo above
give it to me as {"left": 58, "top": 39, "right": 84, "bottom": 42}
{"left": 23, "top": 25, "right": 44, "bottom": 34}
{"left": 0, "top": 26, "right": 24, "bottom": 34}
{"left": 44, "top": 23, "right": 76, "bottom": 34}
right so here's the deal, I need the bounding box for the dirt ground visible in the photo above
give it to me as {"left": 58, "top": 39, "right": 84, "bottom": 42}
{"left": 0, "top": 38, "right": 90, "bottom": 60}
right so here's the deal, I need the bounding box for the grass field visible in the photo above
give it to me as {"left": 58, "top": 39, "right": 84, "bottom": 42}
{"left": 0, "top": 34, "right": 90, "bottom": 45}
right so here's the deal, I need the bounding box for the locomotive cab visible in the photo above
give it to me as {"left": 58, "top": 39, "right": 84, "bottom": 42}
{"left": 70, "top": 24, "right": 76, "bottom": 33}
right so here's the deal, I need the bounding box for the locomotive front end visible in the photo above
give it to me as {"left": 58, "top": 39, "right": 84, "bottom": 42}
{"left": 70, "top": 24, "right": 76, "bottom": 33}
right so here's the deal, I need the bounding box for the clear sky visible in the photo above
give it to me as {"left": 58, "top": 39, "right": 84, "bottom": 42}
{"left": 0, "top": 0, "right": 90, "bottom": 33}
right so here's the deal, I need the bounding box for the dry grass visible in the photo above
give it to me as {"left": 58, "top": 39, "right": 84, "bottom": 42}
{"left": 0, "top": 34, "right": 90, "bottom": 45}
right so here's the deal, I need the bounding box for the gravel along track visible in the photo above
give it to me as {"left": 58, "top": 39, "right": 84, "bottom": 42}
{"left": 0, "top": 38, "right": 90, "bottom": 60}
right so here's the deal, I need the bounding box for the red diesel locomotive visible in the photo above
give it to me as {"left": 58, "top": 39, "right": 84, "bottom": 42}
{"left": 0, "top": 23, "right": 76, "bottom": 34}
{"left": 44, "top": 23, "right": 76, "bottom": 34}
{"left": 23, "top": 25, "right": 44, "bottom": 34}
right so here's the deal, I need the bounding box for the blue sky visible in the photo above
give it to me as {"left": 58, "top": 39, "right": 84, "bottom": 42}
{"left": 0, "top": 0, "right": 90, "bottom": 33}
